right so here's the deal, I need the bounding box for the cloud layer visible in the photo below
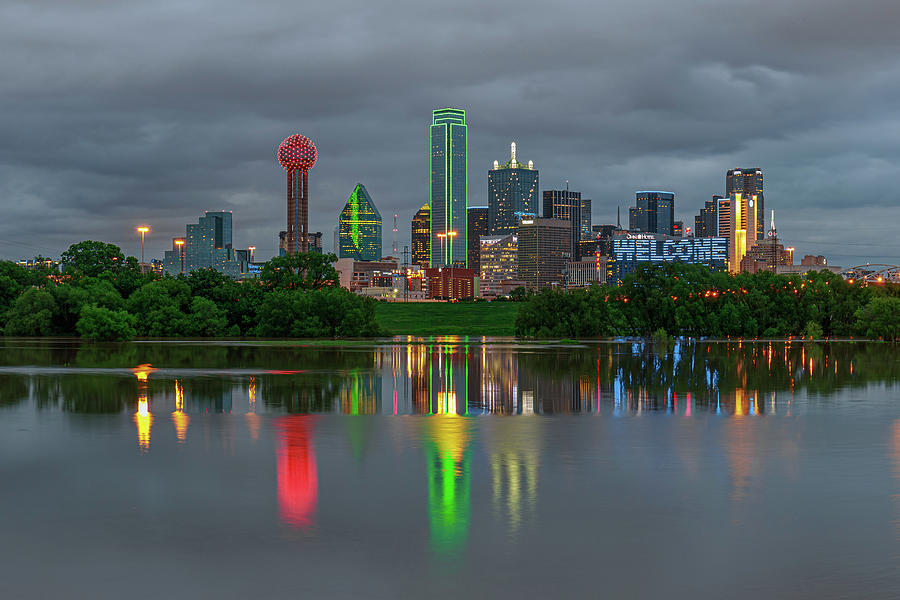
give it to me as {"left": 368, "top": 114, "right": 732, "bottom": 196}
{"left": 2, "top": 0, "right": 899, "bottom": 266}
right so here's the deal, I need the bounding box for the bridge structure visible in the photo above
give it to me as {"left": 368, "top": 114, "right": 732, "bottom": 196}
{"left": 840, "top": 264, "right": 900, "bottom": 283}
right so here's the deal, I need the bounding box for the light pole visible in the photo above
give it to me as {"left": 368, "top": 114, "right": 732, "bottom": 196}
{"left": 248, "top": 245, "right": 256, "bottom": 263}
{"left": 447, "top": 230, "right": 458, "bottom": 299}
{"left": 437, "top": 233, "right": 447, "bottom": 266}
{"left": 137, "top": 226, "right": 149, "bottom": 267}
{"left": 787, "top": 246, "right": 795, "bottom": 265}
{"left": 174, "top": 239, "right": 185, "bottom": 274}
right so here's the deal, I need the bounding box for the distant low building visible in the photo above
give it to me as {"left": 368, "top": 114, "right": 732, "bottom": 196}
{"left": 334, "top": 258, "right": 398, "bottom": 292}
{"left": 567, "top": 258, "right": 606, "bottom": 287}
{"left": 425, "top": 267, "right": 476, "bottom": 300}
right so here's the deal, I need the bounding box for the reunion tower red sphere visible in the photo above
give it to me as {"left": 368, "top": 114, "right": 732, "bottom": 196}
{"left": 277, "top": 134, "right": 317, "bottom": 172}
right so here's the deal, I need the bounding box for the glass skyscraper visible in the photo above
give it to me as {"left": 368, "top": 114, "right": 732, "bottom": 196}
{"left": 338, "top": 184, "right": 382, "bottom": 261}
{"left": 628, "top": 191, "right": 675, "bottom": 236}
{"left": 163, "top": 211, "right": 250, "bottom": 278}
{"left": 430, "top": 108, "right": 467, "bottom": 267}
{"left": 466, "top": 206, "right": 489, "bottom": 272}
{"left": 488, "top": 142, "right": 538, "bottom": 235}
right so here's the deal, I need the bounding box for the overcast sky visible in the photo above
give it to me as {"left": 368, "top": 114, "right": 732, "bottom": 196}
{"left": 2, "top": 0, "right": 899, "bottom": 267}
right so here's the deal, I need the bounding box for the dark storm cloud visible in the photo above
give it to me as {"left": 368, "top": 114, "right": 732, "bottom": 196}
{"left": 1, "top": 0, "right": 899, "bottom": 264}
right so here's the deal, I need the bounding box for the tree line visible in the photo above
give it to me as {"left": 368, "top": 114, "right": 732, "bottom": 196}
{"left": 515, "top": 262, "right": 900, "bottom": 340}
{"left": 0, "top": 240, "right": 383, "bottom": 340}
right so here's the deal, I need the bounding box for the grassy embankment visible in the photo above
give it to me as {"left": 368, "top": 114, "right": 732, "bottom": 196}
{"left": 375, "top": 302, "right": 520, "bottom": 337}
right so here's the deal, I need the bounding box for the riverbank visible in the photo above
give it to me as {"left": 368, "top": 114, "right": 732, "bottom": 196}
{"left": 375, "top": 301, "right": 520, "bottom": 336}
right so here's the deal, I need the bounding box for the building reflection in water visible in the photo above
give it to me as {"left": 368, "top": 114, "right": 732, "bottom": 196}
{"left": 489, "top": 421, "right": 539, "bottom": 535}
{"left": 131, "top": 364, "right": 156, "bottom": 453}
{"left": 172, "top": 379, "right": 189, "bottom": 444}
{"left": 245, "top": 376, "right": 260, "bottom": 441}
{"left": 425, "top": 417, "right": 471, "bottom": 556}
{"left": 275, "top": 416, "right": 318, "bottom": 530}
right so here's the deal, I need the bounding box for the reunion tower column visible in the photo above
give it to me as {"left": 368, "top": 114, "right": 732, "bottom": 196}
{"left": 277, "top": 134, "right": 318, "bottom": 254}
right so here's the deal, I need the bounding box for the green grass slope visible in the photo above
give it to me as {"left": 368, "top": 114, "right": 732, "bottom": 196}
{"left": 375, "top": 302, "right": 520, "bottom": 337}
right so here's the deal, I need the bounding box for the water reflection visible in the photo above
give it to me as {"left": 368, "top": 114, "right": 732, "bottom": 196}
{"left": 132, "top": 364, "right": 155, "bottom": 452}
{"left": 275, "top": 416, "right": 318, "bottom": 530}
{"left": 425, "top": 418, "right": 472, "bottom": 556}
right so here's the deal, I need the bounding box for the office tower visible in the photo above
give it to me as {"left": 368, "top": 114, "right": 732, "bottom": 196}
{"left": 517, "top": 217, "right": 570, "bottom": 289}
{"left": 542, "top": 188, "right": 582, "bottom": 260}
{"left": 673, "top": 221, "right": 684, "bottom": 237}
{"left": 716, "top": 196, "right": 732, "bottom": 240}
{"left": 282, "top": 230, "right": 322, "bottom": 257}
{"left": 488, "top": 142, "right": 538, "bottom": 235}
{"left": 277, "top": 134, "right": 318, "bottom": 254}
{"left": 163, "top": 211, "right": 250, "bottom": 278}
{"left": 726, "top": 168, "right": 764, "bottom": 240}
{"left": 580, "top": 197, "right": 592, "bottom": 239}
{"left": 430, "top": 108, "right": 467, "bottom": 266}
{"left": 338, "top": 183, "right": 382, "bottom": 261}
{"left": 694, "top": 196, "right": 721, "bottom": 238}
{"left": 479, "top": 234, "right": 519, "bottom": 296}
{"left": 628, "top": 191, "right": 675, "bottom": 235}
{"left": 411, "top": 203, "right": 431, "bottom": 269}
{"left": 727, "top": 192, "right": 758, "bottom": 273}
{"left": 466, "top": 206, "right": 489, "bottom": 271}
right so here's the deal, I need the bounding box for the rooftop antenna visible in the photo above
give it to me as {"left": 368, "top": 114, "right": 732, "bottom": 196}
{"left": 617, "top": 206, "right": 621, "bottom": 229}
{"left": 392, "top": 214, "right": 399, "bottom": 256}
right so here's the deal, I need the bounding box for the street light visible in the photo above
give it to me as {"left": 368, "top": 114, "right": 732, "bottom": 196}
{"left": 174, "top": 239, "right": 185, "bottom": 274}
{"left": 248, "top": 245, "right": 256, "bottom": 263}
{"left": 137, "top": 226, "right": 149, "bottom": 267}
{"left": 436, "top": 233, "right": 447, "bottom": 266}
{"left": 786, "top": 246, "right": 795, "bottom": 265}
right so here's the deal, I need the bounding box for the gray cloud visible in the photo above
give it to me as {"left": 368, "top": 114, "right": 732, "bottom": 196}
{"left": 1, "top": 0, "right": 899, "bottom": 266}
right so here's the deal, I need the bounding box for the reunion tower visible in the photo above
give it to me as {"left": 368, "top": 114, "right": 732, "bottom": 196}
{"left": 277, "top": 134, "right": 318, "bottom": 254}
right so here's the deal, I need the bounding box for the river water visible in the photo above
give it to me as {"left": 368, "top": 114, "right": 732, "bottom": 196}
{"left": 1, "top": 338, "right": 898, "bottom": 598}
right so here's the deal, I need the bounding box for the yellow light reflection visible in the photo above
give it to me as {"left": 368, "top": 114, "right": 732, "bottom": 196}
{"left": 135, "top": 399, "right": 152, "bottom": 452}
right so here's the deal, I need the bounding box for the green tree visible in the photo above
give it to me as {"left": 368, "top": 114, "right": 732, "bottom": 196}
{"left": 259, "top": 252, "right": 339, "bottom": 290}
{"left": 126, "top": 279, "right": 192, "bottom": 336}
{"left": 4, "top": 288, "right": 58, "bottom": 336}
{"left": 186, "top": 297, "right": 228, "bottom": 337}
{"left": 854, "top": 297, "right": 900, "bottom": 340}
{"left": 76, "top": 305, "right": 137, "bottom": 341}
{"left": 60, "top": 241, "right": 126, "bottom": 278}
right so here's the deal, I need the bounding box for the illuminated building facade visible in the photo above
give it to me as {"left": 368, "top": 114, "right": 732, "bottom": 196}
{"left": 278, "top": 134, "right": 318, "bottom": 254}
{"left": 411, "top": 203, "right": 431, "bottom": 268}
{"left": 517, "top": 217, "right": 571, "bottom": 289}
{"left": 542, "top": 189, "right": 582, "bottom": 260}
{"left": 430, "top": 108, "right": 468, "bottom": 267}
{"left": 488, "top": 142, "right": 538, "bottom": 235}
{"left": 280, "top": 230, "right": 322, "bottom": 256}
{"left": 726, "top": 168, "right": 764, "bottom": 240}
{"left": 466, "top": 206, "right": 489, "bottom": 271}
{"left": 628, "top": 191, "right": 674, "bottom": 236}
{"left": 163, "top": 211, "right": 250, "bottom": 278}
{"left": 609, "top": 233, "right": 727, "bottom": 284}
{"left": 338, "top": 184, "right": 383, "bottom": 261}
{"left": 727, "top": 192, "right": 758, "bottom": 273}
{"left": 479, "top": 234, "right": 520, "bottom": 296}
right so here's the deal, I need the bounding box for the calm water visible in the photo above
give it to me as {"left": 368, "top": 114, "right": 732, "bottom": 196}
{"left": 1, "top": 338, "right": 899, "bottom": 598}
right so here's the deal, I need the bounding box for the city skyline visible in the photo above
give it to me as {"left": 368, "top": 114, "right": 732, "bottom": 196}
{"left": 2, "top": 0, "right": 900, "bottom": 268}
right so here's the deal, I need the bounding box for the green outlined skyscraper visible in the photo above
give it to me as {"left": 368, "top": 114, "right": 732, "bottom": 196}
{"left": 338, "top": 184, "right": 382, "bottom": 261}
{"left": 430, "top": 108, "right": 468, "bottom": 267}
